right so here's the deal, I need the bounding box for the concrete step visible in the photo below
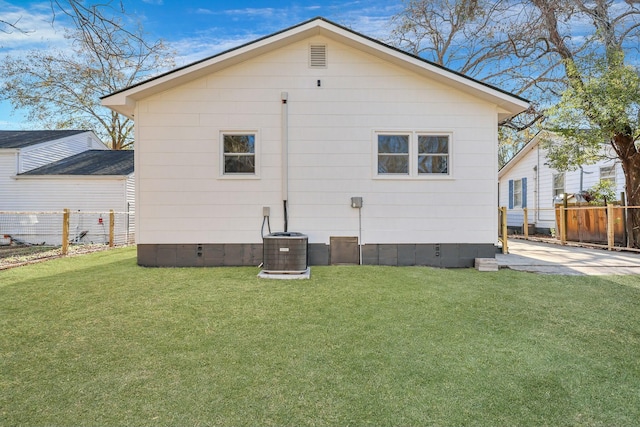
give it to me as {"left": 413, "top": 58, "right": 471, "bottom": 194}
{"left": 475, "top": 257, "right": 499, "bottom": 272}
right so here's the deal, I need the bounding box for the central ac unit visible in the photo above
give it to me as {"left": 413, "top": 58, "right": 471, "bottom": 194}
{"left": 262, "top": 232, "right": 308, "bottom": 273}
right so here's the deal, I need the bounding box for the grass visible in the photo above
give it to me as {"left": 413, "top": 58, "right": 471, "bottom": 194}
{"left": 0, "top": 243, "right": 110, "bottom": 269}
{"left": 1, "top": 246, "right": 640, "bottom": 426}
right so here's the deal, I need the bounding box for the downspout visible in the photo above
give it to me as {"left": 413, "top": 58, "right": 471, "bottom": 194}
{"left": 281, "top": 92, "right": 289, "bottom": 232}
{"left": 536, "top": 142, "right": 540, "bottom": 223}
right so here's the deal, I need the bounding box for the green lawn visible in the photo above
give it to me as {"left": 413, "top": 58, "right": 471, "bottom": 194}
{"left": 1, "top": 246, "right": 640, "bottom": 426}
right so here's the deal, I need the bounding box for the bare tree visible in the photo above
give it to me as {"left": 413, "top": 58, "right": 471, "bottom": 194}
{"left": 391, "top": 0, "right": 555, "bottom": 154}
{"left": 0, "top": 1, "right": 174, "bottom": 149}
{"left": 1, "top": 17, "right": 28, "bottom": 35}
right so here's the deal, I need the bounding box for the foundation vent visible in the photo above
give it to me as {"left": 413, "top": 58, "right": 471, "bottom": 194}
{"left": 309, "top": 44, "right": 327, "bottom": 68}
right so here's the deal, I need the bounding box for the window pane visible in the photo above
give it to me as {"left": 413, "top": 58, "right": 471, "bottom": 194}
{"left": 378, "top": 135, "right": 409, "bottom": 154}
{"left": 378, "top": 155, "right": 409, "bottom": 174}
{"left": 553, "top": 173, "right": 564, "bottom": 196}
{"left": 600, "top": 166, "right": 615, "bottom": 184}
{"left": 418, "top": 135, "right": 448, "bottom": 154}
{"left": 553, "top": 173, "right": 564, "bottom": 188}
{"left": 224, "top": 135, "right": 255, "bottom": 154}
{"left": 418, "top": 156, "right": 448, "bottom": 174}
{"left": 225, "top": 155, "right": 255, "bottom": 173}
{"left": 513, "top": 179, "right": 522, "bottom": 207}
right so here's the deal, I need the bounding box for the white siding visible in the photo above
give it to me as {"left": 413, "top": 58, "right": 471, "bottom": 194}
{"left": 1, "top": 176, "right": 130, "bottom": 245}
{"left": 6, "top": 177, "right": 128, "bottom": 212}
{"left": 19, "top": 132, "right": 107, "bottom": 172}
{"left": 126, "top": 173, "right": 136, "bottom": 242}
{"left": 499, "top": 144, "right": 555, "bottom": 228}
{"left": 0, "top": 153, "right": 18, "bottom": 210}
{"left": 135, "top": 36, "right": 501, "bottom": 245}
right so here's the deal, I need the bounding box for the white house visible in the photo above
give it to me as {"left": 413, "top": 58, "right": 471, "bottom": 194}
{"left": 0, "top": 130, "right": 135, "bottom": 245}
{"left": 498, "top": 130, "right": 625, "bottom": 233}
{"left": 102, "top": 17, "right": 529, "bottom": 267}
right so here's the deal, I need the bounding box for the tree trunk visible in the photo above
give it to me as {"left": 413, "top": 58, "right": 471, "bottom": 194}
{"left": 613, "top": 133, "right": 640, "bottom": 247}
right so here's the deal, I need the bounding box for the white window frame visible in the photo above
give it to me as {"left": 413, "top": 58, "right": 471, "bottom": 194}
{"left": 373, "top": 131, "right": 452, "bottom": 179}
{"left": 600, "top": 165, "right": 616, "bottom": 185}
{"left": 552, "top": 173, "right": 565, "bottom": 197}
{"left": 513, "top": 179, "right": 523, "bottom": 208}
{"left": 219, "top": 131, "right": 260, "bottom": 179}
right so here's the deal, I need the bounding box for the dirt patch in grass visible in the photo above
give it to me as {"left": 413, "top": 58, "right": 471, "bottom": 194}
{"left": 0, "top": 244, "right": 115, "bottom": 270}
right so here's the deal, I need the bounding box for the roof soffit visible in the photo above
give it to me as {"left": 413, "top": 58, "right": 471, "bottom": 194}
{"left": 102, "top": 18, "right": 529, "bottom": 119}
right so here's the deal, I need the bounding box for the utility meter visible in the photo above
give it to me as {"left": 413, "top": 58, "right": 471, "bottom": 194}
{"left": 351, "top": 197, "right": 363, "bottom": 208}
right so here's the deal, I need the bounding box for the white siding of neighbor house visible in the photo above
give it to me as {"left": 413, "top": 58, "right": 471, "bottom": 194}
{"left": 499, "top": 141, "right": 625, "bottom": 230}
{"left": 0, "top": 152, "right": 18, "bottom": 210}
{"left": 5, "top": 177, "right": 129, "bottom": 212}
{"left": 19, "top": 132, "right": 107, "bottom": 173}
{"left": 134, "top": 35, "right": 502, "bottom": 245}
{"left": 126, "top": 173, "right": 136, "bottom": 241}
{"left": 1, "top": 176, "right": 131, "bottom": 245}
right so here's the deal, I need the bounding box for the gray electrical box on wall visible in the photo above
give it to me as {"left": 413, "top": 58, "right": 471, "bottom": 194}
{"left": 351, "top": 197, "right": 363, "bottom": 208}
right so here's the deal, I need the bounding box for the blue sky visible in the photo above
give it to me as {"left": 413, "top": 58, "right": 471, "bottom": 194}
{"left": 0, "top": 0, "right": 403, "bottom": 128}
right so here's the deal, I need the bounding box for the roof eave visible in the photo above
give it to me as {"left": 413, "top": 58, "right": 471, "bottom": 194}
{"left": 14, "top": 174, "right": 131, "bottom": 180}
{"left": 498, "top": 130, "right": 547, "bottom": 178}
{"left": 102, "top": 17, "right": 529, "bottom": 119}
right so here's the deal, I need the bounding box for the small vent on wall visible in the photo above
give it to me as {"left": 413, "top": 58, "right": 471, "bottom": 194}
{"left": 309, "top": 44, "right": 327, "bottom": 68}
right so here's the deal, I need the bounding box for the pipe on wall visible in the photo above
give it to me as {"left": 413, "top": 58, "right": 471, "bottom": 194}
{"left": 281, "top": 92, "right": 289, "bottom": 232}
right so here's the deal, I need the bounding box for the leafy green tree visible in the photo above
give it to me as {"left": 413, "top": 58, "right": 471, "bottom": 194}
{"left": 585, "top": 179, "right": 618, "bottom": 205}
{"left": 532, "top": 0, "right": 640, "bottom": 245}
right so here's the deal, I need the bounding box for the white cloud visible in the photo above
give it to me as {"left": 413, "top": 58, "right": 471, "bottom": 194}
{"left": 0, "top": 1, "right": 70, "bottom": 52}
{"left": 169, "top": 31, "right": 263, "bottom": 67}
{"left": 195, "top": 8, "right": 215, "bottom": 15}
{"left": 222, "top": 8, "right": 277, "bottom": 18}
{"left": 167, "top": 1, "right": 399, "bottom": 69}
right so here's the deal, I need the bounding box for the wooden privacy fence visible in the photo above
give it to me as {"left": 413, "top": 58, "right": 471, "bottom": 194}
{"left": 503, "top": 204, "right": 640, "bottom": 251}
{"left": 0, "top": 210, "right": 134, "bottom": 254}
{"left": 554, "top": 204, "right": 627, "bottom": 248}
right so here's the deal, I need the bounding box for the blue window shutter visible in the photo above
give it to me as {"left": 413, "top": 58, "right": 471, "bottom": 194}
{"left": 522, "top": 177, "right": 528, "bottom": 208}
{"left": 508, "top": 180, "right": 514, "bottom": 209}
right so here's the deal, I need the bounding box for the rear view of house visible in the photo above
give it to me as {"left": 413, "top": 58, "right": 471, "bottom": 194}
{"left": 102, "top": 17, "right": 529, "bottom": 267}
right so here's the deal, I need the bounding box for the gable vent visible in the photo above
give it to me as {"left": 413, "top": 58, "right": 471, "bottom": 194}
{"left": 309, "top": 44, "right": 327, "bottom": 68}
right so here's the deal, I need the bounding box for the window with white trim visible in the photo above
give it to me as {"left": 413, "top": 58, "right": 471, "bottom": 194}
{"left": 600, "top": 165, "right": 616, "bottom": 185}
{"left": 377, "top": 134, "right": 409, "bottom": 174}
{"left": 418, "top": 135, "right": 449, "bottom": 174}
{"left": 376, "top": 132, "right": 451, "bottom": 177}
{"left": 513, "top": 179, "right": 523, "bottom": 208}
{"left": 222, "top": 133, "right": 256, "bottom": 175}
{"left": 552, "top": 173, "right": 565, "bottom": 196}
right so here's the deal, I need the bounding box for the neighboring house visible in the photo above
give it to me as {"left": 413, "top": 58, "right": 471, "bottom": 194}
{"left": 0, "top": 130, "right": 107, "bottom": 177}
{"left": 102, "top": 17, "right": 529, "bottom": 268}
{"left": 498, "top": 130, "right": 625, "bottom": 234}
{"left": 0, "top": 130, "right": 135, "bottom": 245}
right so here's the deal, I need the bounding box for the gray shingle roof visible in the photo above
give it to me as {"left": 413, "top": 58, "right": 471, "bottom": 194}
{"left": 0, "top": 130, "right": 88, "bottom": 149}
{"left": 20, "top": 150, "right": 134, "bottom": 176}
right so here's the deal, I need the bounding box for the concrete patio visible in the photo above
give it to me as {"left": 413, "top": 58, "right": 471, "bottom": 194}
{"left": 496, "top": 239, "right": 640, "bottom": 275}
